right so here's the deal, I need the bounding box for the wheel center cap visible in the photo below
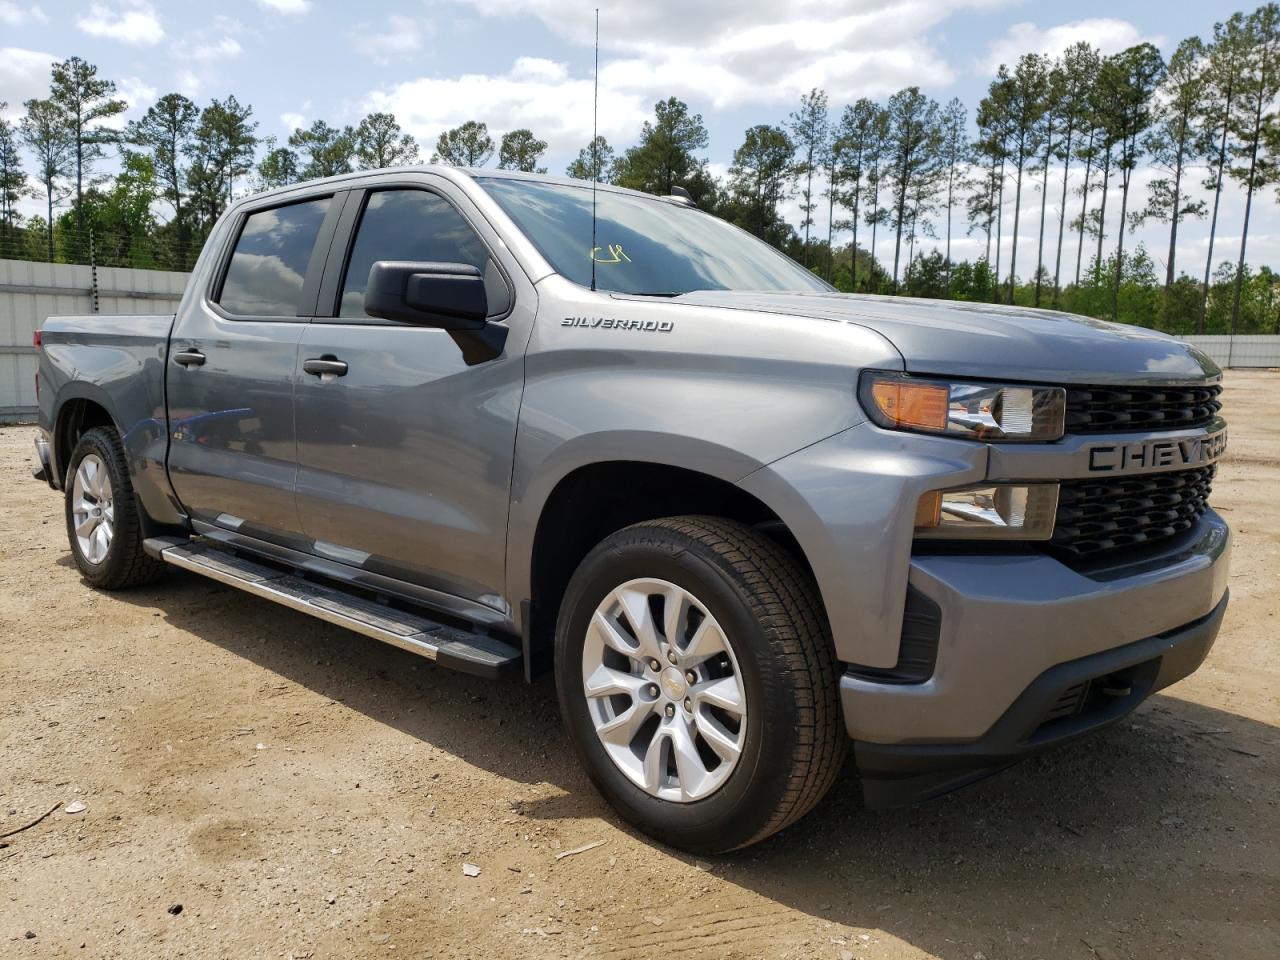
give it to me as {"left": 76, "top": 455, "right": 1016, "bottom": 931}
{"left": 659, "top": 666, "right": 685, "bottom": 701}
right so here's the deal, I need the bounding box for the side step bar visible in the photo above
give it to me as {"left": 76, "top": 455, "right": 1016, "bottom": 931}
{"left": 144, "top": 538, "right": 520, "bottom": 679}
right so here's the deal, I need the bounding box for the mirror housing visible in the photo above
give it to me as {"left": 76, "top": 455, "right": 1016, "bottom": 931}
{"left": 364, "top": 260, "right": 488, "bottom": 331}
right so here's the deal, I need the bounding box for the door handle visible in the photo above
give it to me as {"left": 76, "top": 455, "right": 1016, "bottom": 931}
{"left": 303, "top": 357, "right": 348, "bottom": 378}
{"left": 172, "top": 349, "right": 206, "bottom": 367}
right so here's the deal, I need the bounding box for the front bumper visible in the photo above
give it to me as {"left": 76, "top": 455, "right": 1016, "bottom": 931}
{"left": 854, "top": 593, "right": 1227, "bottom": 807}
{"left": 844, "top": 511, "right": 1231, "bottom": 807}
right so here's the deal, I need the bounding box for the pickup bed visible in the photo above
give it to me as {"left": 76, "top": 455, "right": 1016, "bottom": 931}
{"left": 33, "top": 167, "right": 1231, "bottom": 853}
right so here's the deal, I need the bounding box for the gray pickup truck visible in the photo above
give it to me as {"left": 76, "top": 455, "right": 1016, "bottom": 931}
{"left": 32, "top": 167, "right": 1230, "bottom": 853}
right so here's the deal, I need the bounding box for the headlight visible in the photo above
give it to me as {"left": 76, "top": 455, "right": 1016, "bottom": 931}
{"left": 859, "top": 372, "right": 1066, "bottom": 442}
{"left": 915, "top": 484, "right": 1059, "bottom": 540}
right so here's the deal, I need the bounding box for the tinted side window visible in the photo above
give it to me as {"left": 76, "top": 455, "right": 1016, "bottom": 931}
{"left": 339, "top": 190, "right": 507, "bottom": 318}
{"left": 218, "top": 197, "right": 332, "bottom": 316}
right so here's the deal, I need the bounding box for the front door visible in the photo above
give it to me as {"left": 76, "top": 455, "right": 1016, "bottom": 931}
{"left": 166, "top": 193, "right": 338, "bottom": 547}
{"left": 292, "top": 185, "right": 525, "bottom": 611}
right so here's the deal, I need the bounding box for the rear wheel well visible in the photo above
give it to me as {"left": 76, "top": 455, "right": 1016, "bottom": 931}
{"left": 55, "top": 399, "right": 116, "bottom": 487}
{"left": 527, "top": 461, "right": 818, "bottom": 675}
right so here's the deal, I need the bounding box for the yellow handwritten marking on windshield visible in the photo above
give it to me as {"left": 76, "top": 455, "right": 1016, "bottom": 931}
{"left": 591, "top": 244, "right": 632, "bottom": 264}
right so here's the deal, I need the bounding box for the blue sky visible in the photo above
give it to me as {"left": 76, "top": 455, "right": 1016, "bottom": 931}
{"left": 0, "top": 0, "right": 1269, "bottom": 276}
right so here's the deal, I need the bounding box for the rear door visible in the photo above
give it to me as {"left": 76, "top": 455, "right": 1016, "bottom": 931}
{"left": 166, "top": 192, "right": 342, "bottom": 547}
{"left": 292, "top": 179, "right": 527, "bottom": 611}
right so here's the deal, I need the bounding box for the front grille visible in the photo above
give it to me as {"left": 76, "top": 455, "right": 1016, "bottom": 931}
{"left": 1064, "top": 384, "right": 1222, "bottom": 434}
{"left": 1050, "top": 465, "right": 1215, "bottom": 557}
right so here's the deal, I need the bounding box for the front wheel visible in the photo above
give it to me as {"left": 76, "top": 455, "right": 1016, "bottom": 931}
{"left": 64, "top": 427, "right": 165, "bottom": 590}
{"left": 555, "top": 516, "right": 845, "bottom": 853}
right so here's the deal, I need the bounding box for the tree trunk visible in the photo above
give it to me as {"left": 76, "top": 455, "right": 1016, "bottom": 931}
{"left": 1112, "top": 149, "right": 1134, "bottom": 319}
{"left": 1201, "top": 79, "right": 1234, "bottom": 334}
{"left": 994, "top": 158, "right": 1005, "bottom": 291}
{"left": 46, "top": 186, "right": 54, "bottom": 262}
{"left": 1035, "top": 117, "right": 1054, "bottom": 307}
{"left": 1052, "top": 122, "right": 1075, "bottom": 307}
{"left": 851, "top": 167, "right": 862, "bottom": 292}
{"left": 1231, "top": 87, "right": 1265, "bottom": 339}
{"left": 1166, "top": 133, "right": 1186, "bottom": 290}
{"left": 1094, "top": 149, "right": 1111, "bottom": 276}
{"left": 892, "top": 171, "right": 908, "bottom": 290}
{"left": 825, "top": 158, "right": 837, "bottom": 281}
{"left": 1009, "top": 147, "right": 1026, "bottom": 305}
{"left": 1074, "top": 129, "right": 1096, "bottom": 285}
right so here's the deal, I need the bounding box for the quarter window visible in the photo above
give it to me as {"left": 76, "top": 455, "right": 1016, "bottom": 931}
{"left": 339, "top": 190, "right": 508, "bottom": 318}
{"left": 218, "top": 197, "right": 332, "bottom": 316}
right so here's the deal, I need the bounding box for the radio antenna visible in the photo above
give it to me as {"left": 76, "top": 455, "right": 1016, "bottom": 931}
{"left": 590, "top": 7, "right": 599, "bottom": 293}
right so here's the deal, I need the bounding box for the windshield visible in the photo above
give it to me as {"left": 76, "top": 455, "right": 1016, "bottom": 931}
{"left": 478, "top": 177, "right": 831, "bottom": 296}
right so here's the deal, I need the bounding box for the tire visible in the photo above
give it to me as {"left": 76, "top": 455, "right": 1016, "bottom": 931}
{"left": 64, "top": 427, "right": 165, "bottom": 590}
{"left": 555, "top": 516, "right": 845, "bottom": 853}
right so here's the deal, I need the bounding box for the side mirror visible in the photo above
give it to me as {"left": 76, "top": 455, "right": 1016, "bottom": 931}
{"left": 364, "top": 260, "right": 488, "bottom": 331}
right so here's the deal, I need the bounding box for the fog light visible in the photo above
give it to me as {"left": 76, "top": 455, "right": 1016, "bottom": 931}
{"left": 915, "top": 484, "right": 1058, "bottom": 540}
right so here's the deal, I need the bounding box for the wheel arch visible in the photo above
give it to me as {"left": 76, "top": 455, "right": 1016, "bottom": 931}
{"left": 518, "top": 457, "right": 823, "bottom": 678}
{"left": 51, "top": 387, "right": 120, "bottom": 489}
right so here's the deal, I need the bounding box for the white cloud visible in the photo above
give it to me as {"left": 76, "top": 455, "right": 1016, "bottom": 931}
{"left": 76, "top": 1, "right": 164, "bottom": 46}
{"left": 366, "top": 56, "right": 651, "bottom": 158}
{"left": 0, "top": 2, "right": 48, "bottom": 25}
{"left": 0, "top": 47, "right": 57, "bottom": 116}
{"left": 354, "top": 14, "right": 429, "bottom": 62}
{"left": 979, "top": 18, "right": 1159, "bottom": 74}
{"left": 257, "top": 0, "right": 309, "bottom": 14}
{"left": 280, "top": 111, "right": 308, "bottom": 134}
{"left": 181, "top": 36, "right": 243, "bottom": 62}
{"left": 445, "top": 0, "right": 997, "bottom": 109}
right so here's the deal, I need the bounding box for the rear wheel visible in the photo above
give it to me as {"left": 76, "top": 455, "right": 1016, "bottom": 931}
{"left": 555, "top": 516, "right": 845, "bottom": 853}
{"left": 64, "top": 427, "right": 165, "bottom": 590}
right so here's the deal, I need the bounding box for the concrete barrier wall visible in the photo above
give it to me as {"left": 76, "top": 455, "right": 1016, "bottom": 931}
{"left": 1179, "top": 335, "right": 1280, "bottom": 369}
{"left": 0, "top": 259, "right": 189, "bottom": 422}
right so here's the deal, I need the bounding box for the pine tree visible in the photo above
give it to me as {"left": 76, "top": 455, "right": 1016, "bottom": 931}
{"left": 1227, "top": 2, "right": 1280, "bottom": 336}
{"left": 832, "top": 99, "right": 881, "bottom": 291}
{"left": 990, "top": 54, "right": 1049, "bottom": 303}
{"left": 885, "top": 87, "right": 941, "bottom": 291}
{"left": 938, "top": 98, "right": 968, "bottom": 284}
{"left": 497, "top": 129, "right": 548, "bottom": 173}
{"left": 726, "top": 124, "right": 794, "bottom": 245}
{"left": 1133, "top": 38, "right": 1209, "bottom": 290}
{"left": 20, "top": 98, "right": 74, "bottom": 261}
{"left": 256, "top": 137, "right": 301, "bottom": 189}
{"left": 1200, "top": 13, "right": 1249, "bottom": 332}
{"left": 1105, "top": 44, "right": 1165, "bottom": 317}
{"left": 49, "top": 57, "right": 127, "bottom": 259}
{"left": 0, "top": 103, "right": 27, "bottom": 231}
{"left": 127, "top": 93, "right": 199, "bottom": 246}
{"left": 613, "top": 98, "right": 716, "bottom": 206}
{"left": 566, "top": 136, "right": 614, "bottom": 182}
{"left": 432, "top": 121, "right": 494, "bottom": 167}
{"left": 353, "top": 113, "right": 419, "bottom": 169}
{"left": 1052, "top": 42, "right": 1100, "bottom": 305}
{"left": 289, "top": 120, "right": 355, "bottom": 179}
{"left": 786, "top": 89, "right": 829, "bottom": 266}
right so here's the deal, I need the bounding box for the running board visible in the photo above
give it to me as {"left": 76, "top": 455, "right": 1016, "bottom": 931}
{"left": 144, "top": 538, "right": 520, "bottom": 679}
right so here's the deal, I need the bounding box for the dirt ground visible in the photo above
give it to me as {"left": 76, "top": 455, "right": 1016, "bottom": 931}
{"left": 0, "top": 371, "right": 1276, "bottom": 960}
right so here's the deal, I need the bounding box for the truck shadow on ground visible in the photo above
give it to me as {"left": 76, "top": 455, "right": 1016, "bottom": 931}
{"left": 113, "top": 569, "right": 1278, "bottom": 960}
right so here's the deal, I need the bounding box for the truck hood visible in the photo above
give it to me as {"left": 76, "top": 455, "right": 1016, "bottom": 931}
{"left": 672, "top": 291, "right": 1220, "bottom": 385}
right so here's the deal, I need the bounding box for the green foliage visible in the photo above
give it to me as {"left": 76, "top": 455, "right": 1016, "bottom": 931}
{"left": 354, "top": 113, "right": 419, "bottom": 170}
{"left": 0, "top": 102, "right": 27, "bottom": 229}
{"left": 432, "top": 120, "right": 494, "bottom": 167}
{"left": 255, "top": 137, "right": 301, "bottom": 190}
{"left": 497, "top": 129, "right": 548, "bottom": 173}
{"left": 613, "top": 98, "right": 715, "bottom": 206}
{"left": 289, "top": 120, "right": 354, "bottom": 179}
{"left": 723, "top": 124, "right": 794, "bottom": 245}
{"left": 565, "top": 136, "right": 614, "bottom": 182}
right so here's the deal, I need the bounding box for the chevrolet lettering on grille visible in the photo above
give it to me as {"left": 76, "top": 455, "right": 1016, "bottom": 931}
{"left": 1087, "top": 428, "right": 1228, "bottom": 473}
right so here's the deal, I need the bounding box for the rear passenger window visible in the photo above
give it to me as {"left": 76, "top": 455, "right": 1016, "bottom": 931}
{"left": 339, "top": 190, "right": 509, "bottom": 318}
{"left": 218, "top": 197, "right": 332, "bottom": 316}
